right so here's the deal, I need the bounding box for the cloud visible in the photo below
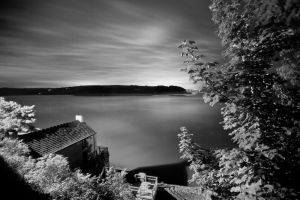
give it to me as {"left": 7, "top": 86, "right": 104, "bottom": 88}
{"left": 0, "top": 0, "right": 222, "bottom": 89}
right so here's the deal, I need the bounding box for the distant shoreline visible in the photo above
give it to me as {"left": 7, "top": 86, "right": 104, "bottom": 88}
{"left": 1, "top": 94, "right": 193, "bottom": 97}
{"left": 0, "top": 85, "right": 188, "bottom": 96}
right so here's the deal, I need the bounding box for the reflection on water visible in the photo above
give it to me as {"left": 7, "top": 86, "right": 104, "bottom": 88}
{"left": 6, "top": 95, "right": 233, "bottom": 171}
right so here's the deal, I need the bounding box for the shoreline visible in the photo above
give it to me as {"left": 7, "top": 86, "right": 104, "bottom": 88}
{"left": 1, "top": 93, "right": 193, "bottom": 97}
{"left": 125, "top": 161, "right": 189, "bottom": 186}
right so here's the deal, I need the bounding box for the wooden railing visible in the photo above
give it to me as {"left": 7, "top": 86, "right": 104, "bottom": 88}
{"left": 96, "top": 146, "right": 109, "bottom": 156}
{"left": 95, "top": 146, "right": 109, "bottom": 167}
{"left": 129, "top": 173, "right": 158, "bottom": 200}
{"left": 92, "top": 146, "right": 109, "bottom": 177}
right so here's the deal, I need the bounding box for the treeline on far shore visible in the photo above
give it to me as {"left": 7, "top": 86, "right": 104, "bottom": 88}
{"left": 0, "top": 85, "right": 187, "bottom": 96}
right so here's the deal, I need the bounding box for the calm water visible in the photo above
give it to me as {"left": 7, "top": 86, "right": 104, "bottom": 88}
{"left": 6, "top": 95, "right": 233, "bottom": 170}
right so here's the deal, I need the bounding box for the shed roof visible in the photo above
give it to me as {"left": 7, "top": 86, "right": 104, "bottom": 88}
{"left": 162, "top": 184, "right": 206, "bottom": 200}
{"left": 19, "top": 121, "right": 97, "bottom": 156}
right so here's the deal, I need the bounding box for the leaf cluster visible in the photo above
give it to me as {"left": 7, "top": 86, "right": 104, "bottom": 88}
{"left": 178, "top": 0, "right": 300, "bottom": 199}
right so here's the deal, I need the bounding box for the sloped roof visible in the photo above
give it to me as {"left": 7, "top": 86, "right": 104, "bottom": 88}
{"left": 162, "top": 184, "right": 206, "bottom": 200}
{"left": 19, "top": 121, "right": 97, "bottom": 156}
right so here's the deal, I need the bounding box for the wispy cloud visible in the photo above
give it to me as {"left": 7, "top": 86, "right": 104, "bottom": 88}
{"left": 0, "top": 0, "right": 222, "bottom": 88}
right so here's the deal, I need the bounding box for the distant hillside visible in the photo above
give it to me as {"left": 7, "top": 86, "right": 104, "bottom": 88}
{"left": 0, "top": 85, "right": 187, "bottom": 96}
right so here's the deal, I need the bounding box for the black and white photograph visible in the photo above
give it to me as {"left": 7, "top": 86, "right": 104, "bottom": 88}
{"left": 0, "top": 0, "right": 299, "bottom": 199}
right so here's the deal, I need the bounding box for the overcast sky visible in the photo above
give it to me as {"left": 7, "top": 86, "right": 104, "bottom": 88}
{"left": 0, "top": 0, "right": 222, "bottom": 89}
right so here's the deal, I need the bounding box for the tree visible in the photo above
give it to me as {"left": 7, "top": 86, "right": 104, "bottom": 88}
{"left": 26, "top": 154, "right": 99, "bottom": 200}
{"left": 0, "top": 137, "right": 35, "bottom": 176}
{"left": 0, "top": 155, "right": 48, "bottom": 200}
{"left": 0, "top": 97, "right": 36, "bottom": 136}
{"left": 97, "top": 168, "right": 134, "bottom": 200}
{"left": 178, "top": 0, "right": 300, "bottom": 199}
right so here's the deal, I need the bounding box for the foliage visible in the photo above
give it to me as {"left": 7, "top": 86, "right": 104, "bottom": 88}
{"left": 26, "top": 154, "right": 100, "bottom": 200}
{"left": 0, "top": 137, "right": 35, "bottom": 176}
{"left": 178, "top": 0, "right": 300, "bottom": 199}
{"left": 0, "top": 155, "right": 49, "bottom": 200}
{"left": 0, "top": 137, "right": 134, "bottom": 200}
{"left": 0, "top": 97, "right": 36, "bottom": 135}
{"left": 97, "top": 168, "right": 134, "bottom": 200}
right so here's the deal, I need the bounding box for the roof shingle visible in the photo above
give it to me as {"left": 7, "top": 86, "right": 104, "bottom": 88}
{"left": 19, "top": 121, "right": 97, "bottom": 156}
{"left": 162, "top": 184, "right": 207, "bottom": 200}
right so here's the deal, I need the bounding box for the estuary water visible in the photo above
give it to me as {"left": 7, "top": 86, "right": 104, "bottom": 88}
{"left": 6, "top": 95, "right": 233, "bottom": 182}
